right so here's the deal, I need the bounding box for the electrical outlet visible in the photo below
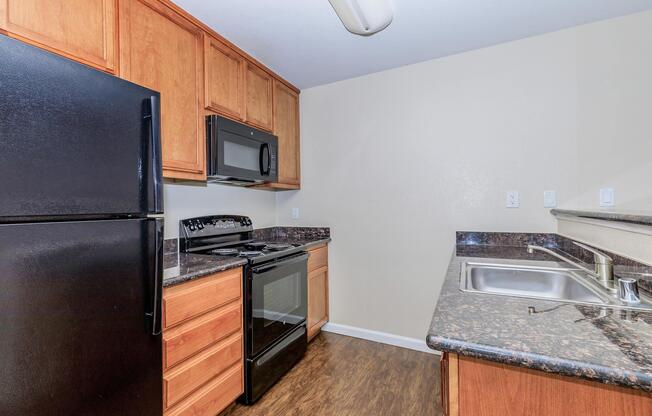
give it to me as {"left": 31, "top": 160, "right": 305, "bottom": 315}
{"left": 291, "top": 207, "right": 300, "bottom": 219}
{"left": 506, "top": 191, "right": 520, "bottom": 208}
{"left": 543, "top": 190, "right": 557, "bottom": 208}
{"left": 600, "top": 188, "right": 615, "bottom": 207}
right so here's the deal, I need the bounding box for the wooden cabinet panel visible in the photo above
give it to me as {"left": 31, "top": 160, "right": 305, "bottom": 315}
{"left": 307, "top": 266, "right": 328, "bottom": 340}
{"left": 163, "top": 301, "right": 241, "bottom": 369}
{"left": 163, "top": 268, "right": 244, "bottom": 416}
{"left": 165, "top": 362, "right": 243, "bottom": 416}
{"left": 273, "top": 80, "right": 300, "bottom": 186}
{"left": 441, "top": 352, "right": 459, "bottom": 416}
{"left": 451, "top": 354, "right": 652, "bottom": 416}
{"left": 245, "top": 62, "right": 273, "bottom": 131}
{"left": 163, "top": 268, "right": 242, "bottom": 329}
{"left": 204, "top": 35, "right": 244, "bottom": 120}
{"left": 0, "top": 0, "right": 117, "bottom": 72}
{"left": 164, "top": 333, "right": 242, "bottom": 409}
{"left": 119, "top": 0, "right": 205, "bottom": 180}
{"left": 307, "top": 245, "right": 328, "bottom": 272}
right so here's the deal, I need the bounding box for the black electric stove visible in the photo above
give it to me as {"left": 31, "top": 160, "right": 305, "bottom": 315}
{"left": 179, "top": 215, "right": 308, "bottom": 404}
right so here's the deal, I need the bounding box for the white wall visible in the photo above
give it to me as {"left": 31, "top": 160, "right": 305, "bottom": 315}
{"left": 275, "top": 11, "right": 652, "bottom": 340}
{"left": 164, "top": 181, "right": 276, "bottom": 238}
{"left": 575, "top": 12, "right": 652, "bottom": 208}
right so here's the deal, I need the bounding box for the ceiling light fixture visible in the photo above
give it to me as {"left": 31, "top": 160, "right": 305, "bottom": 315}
{"left": 328, "top": 0, "right": 393, "bottom": 36}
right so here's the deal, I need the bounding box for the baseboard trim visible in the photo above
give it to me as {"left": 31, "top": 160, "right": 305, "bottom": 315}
{"left": 321, "top": 322, "right": 439, "bottom": 355}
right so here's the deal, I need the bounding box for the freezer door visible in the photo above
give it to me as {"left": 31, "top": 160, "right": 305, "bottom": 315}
{"left": 0, "top": 35, "right": 162, "bottom": 219}
{"left": 0, "top": 219, "right": 163, "bottom": 416}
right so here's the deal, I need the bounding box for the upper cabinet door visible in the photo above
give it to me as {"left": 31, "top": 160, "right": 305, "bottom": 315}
{"left": 205, "top": 36, "right": 245, "bottom": 121}
{"left": 245, "top": 62, "right": 274, "bottom": 132}
{"left": 0, "top": 0, "right": 118, "bottom": 73}
{"left": 273, "top": 80, "right": 301, "bottom": 186}
{"left": 119, "top": 0, "right": 206, "bottom": 181}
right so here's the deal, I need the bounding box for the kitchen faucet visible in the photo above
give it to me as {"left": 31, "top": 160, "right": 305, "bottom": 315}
{"left": 526, "top": 242, "right": 613, "bottom": 285}
{"left": 526, "top": 242, "right": 642, "bottom": 303}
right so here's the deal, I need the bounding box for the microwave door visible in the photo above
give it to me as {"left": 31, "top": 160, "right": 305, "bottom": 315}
{"left": 217, "top": 132, "right": 267, "bottom": 182}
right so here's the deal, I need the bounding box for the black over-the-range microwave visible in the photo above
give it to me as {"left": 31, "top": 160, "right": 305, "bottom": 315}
{"left": 207, "top": 115, "right": 278, "bottom": 186}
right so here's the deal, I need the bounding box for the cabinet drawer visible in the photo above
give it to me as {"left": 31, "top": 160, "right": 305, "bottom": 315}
{"left": 164, "top": 302, "right": 242, "bottom": 369}
{"left": 308, "top": 245, "right": 328, "bottom": 272}
{"left": 164, "top": 333, "right": 242, "bottom": 409}
{"left": 163, "top": 268, "right": 242, "bottom": 329}
{"left": 165, "top": 362, "right": 243, "bottom": 416}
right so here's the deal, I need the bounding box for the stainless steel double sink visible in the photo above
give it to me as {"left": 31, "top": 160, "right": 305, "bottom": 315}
{"left": 460, "top": 262, "right": 652, "bottom": 311}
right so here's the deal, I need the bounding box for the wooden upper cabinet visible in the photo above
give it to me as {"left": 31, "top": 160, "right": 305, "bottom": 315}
{"left": 273, "top": 80, "right": 301, "bottom": 186}
{"left": 204, "top": 36, "right": 245, "bottom": 121}
{"left": 244, "top": 62, "right": 274, "bottom": 132}
{"left": 119, "top": 0, "right": 206, "bottom": 180}
{"left": 0, "top": 0, "right": 118, "bottom": 73}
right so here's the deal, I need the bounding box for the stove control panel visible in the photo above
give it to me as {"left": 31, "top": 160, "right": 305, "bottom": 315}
{"left": 180, "top": 215, "right": 253, "bottom": 238}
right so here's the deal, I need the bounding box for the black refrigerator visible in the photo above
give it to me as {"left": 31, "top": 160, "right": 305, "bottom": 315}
{"left": 0, "top": 35, "right": 164, "bottom": 415}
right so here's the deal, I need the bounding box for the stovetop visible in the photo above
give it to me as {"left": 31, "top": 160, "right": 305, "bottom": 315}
{"left": 179, "top": 215, "right": 307, "bottom": 265}
{"left": 205, "top": 240, "right": 304, "bottom": 262}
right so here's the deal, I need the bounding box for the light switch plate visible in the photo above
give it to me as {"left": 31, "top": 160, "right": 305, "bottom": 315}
{"left": 506, "top": 191, "right": 520, "bottom": 208}
{"left": 543, "top": 190, "right": 557, "bottom": 208}
{"left": 600, "top": 188, "right": 615, "bottom": 207}
{"left": 291, "top": 207, "right": 300, "bottom": 219}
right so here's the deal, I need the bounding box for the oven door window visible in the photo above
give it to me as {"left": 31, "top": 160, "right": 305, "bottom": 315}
{"left": 251, "top": 255, "right": 307, "bottom": 357}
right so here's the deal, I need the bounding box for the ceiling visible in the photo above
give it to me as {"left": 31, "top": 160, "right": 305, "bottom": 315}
{"left": 175, "top": 0, "right": 652, "bottom": 89}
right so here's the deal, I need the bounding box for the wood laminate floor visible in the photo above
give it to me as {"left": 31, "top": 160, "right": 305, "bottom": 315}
{"left": 222, "top": 332, "right": 442, "bottom": 416}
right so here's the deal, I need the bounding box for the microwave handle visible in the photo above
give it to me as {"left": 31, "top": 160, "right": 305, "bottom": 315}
{"left": 259, "top": 143, "right": 271, "bottom": 176}
{"left": 265, "top": 144, "right": 271, "bottom": 175}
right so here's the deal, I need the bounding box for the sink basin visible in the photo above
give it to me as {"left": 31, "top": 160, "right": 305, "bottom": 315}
{"left": 460, "top": 262, "right": 609, "bottom": 305}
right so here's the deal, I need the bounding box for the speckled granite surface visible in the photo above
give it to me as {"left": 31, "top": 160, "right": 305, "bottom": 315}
{"left": 162, "top": 227, "right": 330, "bottom": 287}
{"left": 427, "top": 233, "right": 652, "bottom": 391}
{"left": 552, "top": 208, "right": 652, "bottom": 226}
{"left": 163, "top": 252, "right": 246, "bottom": 287}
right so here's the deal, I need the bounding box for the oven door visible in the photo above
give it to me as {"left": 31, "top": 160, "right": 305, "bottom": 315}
{"left": 248, "top": 253, "right": 308, "bottom": 357}
{"left": 208, "top": 115, "right": 278, "bottom": 183}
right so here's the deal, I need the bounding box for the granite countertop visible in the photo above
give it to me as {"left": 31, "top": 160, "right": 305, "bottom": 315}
{"left": 551, "top": 208, "right": 652, "bottom": 226}
{"left": 163, "top": 226, "right": 330, "bottom": 287}
{"left": 163, "top": 253, "right": 247, "bottom": 287}
{"left": 427, "top": 233, "right": 652, "bottom": 392}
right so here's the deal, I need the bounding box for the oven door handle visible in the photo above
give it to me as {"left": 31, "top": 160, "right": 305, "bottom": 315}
{"left": 251, "top": 252, "right": 309, "bottom": 274}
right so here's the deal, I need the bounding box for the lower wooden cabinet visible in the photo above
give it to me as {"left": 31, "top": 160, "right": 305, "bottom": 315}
{"left": 165, "top": 363, "right": 243, "bottom": 416}
{"left": 307, "top": 244, "right": 329, "bottom": 340}
{"left": 164, "top": 333, "right": 242, "bottom": 409}
{"left": 440, "top": 352, "right": 652, "bottom": 416}
{"left": 162, "top": 268, "right": 244, "bottom": 415}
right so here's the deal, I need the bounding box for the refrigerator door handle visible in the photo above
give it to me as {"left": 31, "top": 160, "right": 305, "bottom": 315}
{"left": 147, "top": 96, "right": 163, "bottom": 214}
{"left": 148, "top": 218, "right": 164, "bottom": 336}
